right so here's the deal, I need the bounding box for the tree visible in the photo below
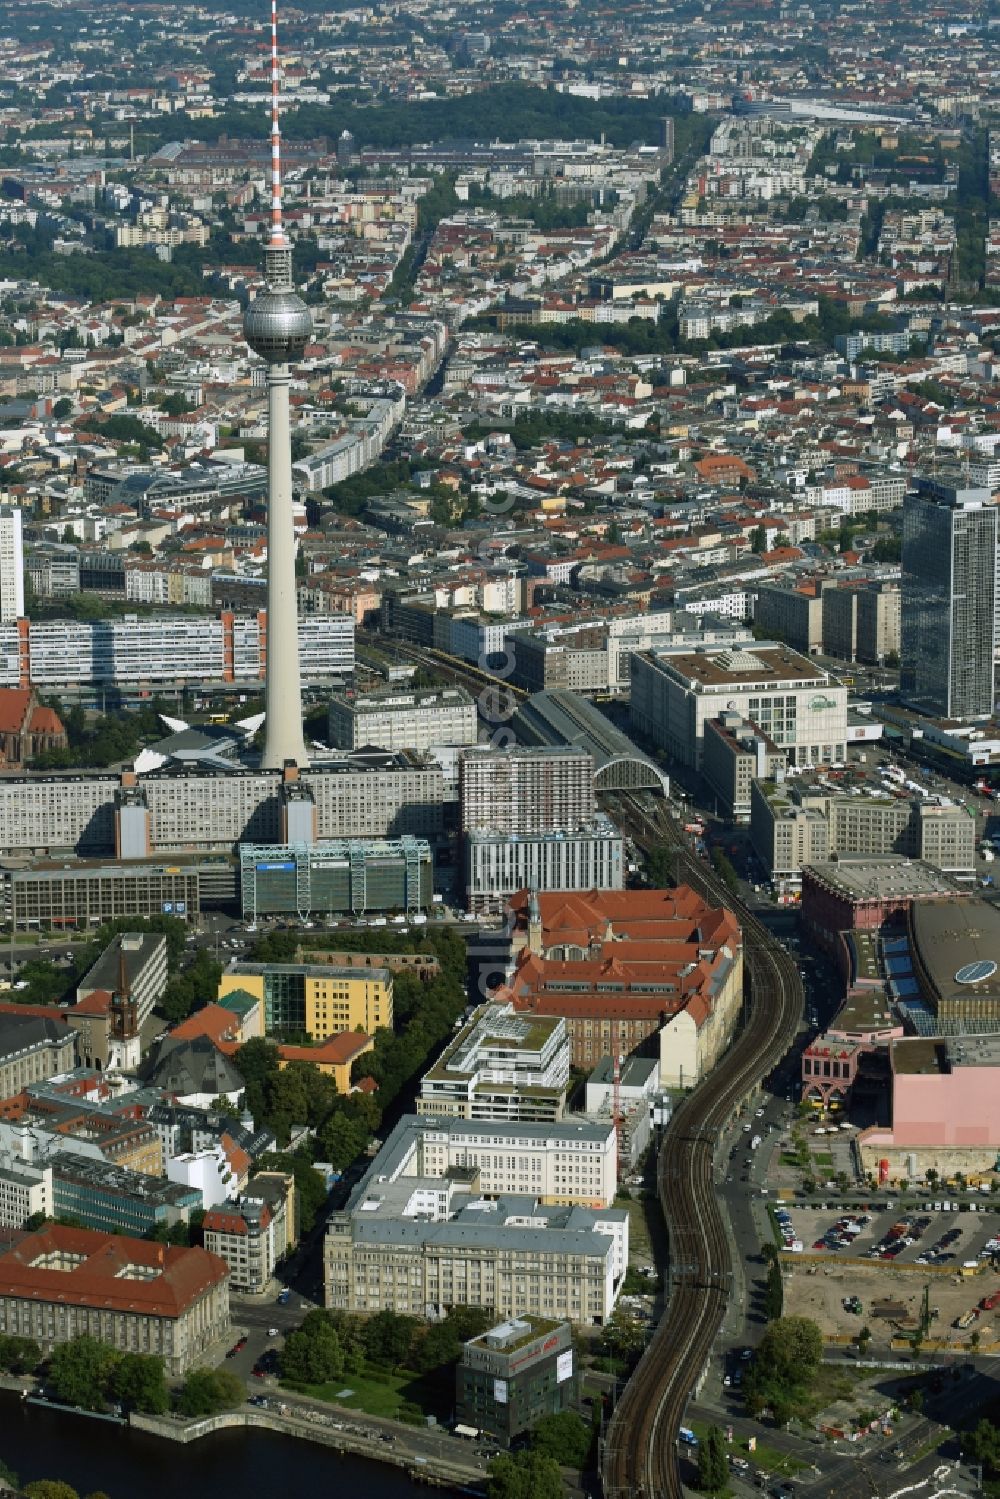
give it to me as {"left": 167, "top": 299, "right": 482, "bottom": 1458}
{"left": 47, "top": 1336, "right": 119, "bottom": 1411}
{"left": 964, "top": 1417, "right": 1000, "bottom": 1477}
{"left": 362, "top": 1309, "right": 418, "bottom": 1368}
{"left": 176, "top": 1366, "right": 246, "bottom": 1416}
{"left": 411, "top": 1306, "right": 493, "bottom": 1374}
{"left": 756, "top": 1316, "right": 822, "bottom": 1383}
{"left": 158, "top": 947, "right": 222, "bottom": 1026}
{"left": 744, "top": 1316, "right": 823, "bottom": 1422}
{"left": 316, "top": 1110, "right": 368, "bottom": 1171}
{"left": 235, "top": 1037, "right": 282, "bottom": 1126}
{"left": 486, "top": 1451, "right": 563, "bottom": 1499}
{"left": 255, "top": 1149, "right": 328, "bottom": 1235}
{"left": 0, "top": 1334, "right": 41, "bottom": 1373}
{"left": 281, "top": 1313, "right": 345, "bottom": 1386}
{"left": 531, "top": 1410, "right": 592, "bottom": 1469}
{"left": 697, "top": 1425, "right": 729, "bottom": 1492}
{"left": 159, "top": 392, "right": 195, "bottom": 416}
{"left": 53, "top": 398, "right": 73, "bottom": 419}
{"left": 108, "top": 1352, "right": 169, "bottom": 1414}
{"left": 23, "top": 1485, "right": 80, "bottom": 1499}
{"left": 750, "top": 524, "right": 766, "bottom": 553}
{"left": 857, "top": 1325, "right": 872, "bottom": 1357}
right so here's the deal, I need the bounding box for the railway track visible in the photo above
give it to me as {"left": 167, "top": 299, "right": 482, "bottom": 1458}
{"left": 601, "top": 793, "right": 803, "bottom": 1499}
{"left": 358, "top": 632, "right": 528, "bottom": 706}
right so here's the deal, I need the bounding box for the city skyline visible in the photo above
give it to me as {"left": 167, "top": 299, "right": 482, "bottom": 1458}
{"left": 0, "top": 1, "right": 998, "bottom": 1495}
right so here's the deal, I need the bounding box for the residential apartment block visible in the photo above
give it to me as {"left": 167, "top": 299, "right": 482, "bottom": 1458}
{"left": 753, "top": 585, "right": 824, "bottom": 655}
{"left": 822, "top": 582, "right": 900, "bottom": 665}
{"left": 0, "top": 756, "right": 447, "bottom": 860}
{"left": 204, "top": 1196, "right": 278, "bottom": 1295}
{"left": 703, "top": 711, "right": 786, "bottom": 823}
{"left": 0, "top": 508, "right": 23, "bottom": 625}
{"left": 0, "top": 612, "right": 354, "bottom": 691}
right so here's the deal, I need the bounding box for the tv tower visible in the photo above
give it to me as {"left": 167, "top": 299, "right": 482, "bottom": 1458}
{"left": 243, "top": 0, "right": 311, "bottom": 769}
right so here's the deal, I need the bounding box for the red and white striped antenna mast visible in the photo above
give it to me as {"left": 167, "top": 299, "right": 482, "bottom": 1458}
{"left": 269, "top": 0, "right": 287, "bottom": 249}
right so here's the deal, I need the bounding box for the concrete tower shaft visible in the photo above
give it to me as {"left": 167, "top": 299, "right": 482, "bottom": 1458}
{"left": 242, "top": 0, "right": 311, "bottom": 770}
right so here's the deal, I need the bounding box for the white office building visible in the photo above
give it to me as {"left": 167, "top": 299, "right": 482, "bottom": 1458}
{"left": 324, "top": 1115, "right": 626, "bottom": 1323}
{"left": 328, "top": 686, "right": 478, "bottom": 753}
{"left": 630, "top": 642, "right": 848, "bottom": 770}
{"left": 0, "top": 509, "right": 23, "bottom": 623}
{"left": 0, "top": 1160, "right": 52, "bottom": 1228}
{"left": 417, "top": 1003, "right": 570, "bottom": 1122}
{"left": 465, "top": 817, "right": 624, "bottom": 914}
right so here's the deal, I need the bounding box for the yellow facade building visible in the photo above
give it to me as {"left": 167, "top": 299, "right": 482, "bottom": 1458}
{"left": 218, "top": 962, "right": 393, "bottom": 1040}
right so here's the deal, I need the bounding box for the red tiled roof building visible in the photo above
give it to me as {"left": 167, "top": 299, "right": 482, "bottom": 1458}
{"left": 0, "top": 1224, "right": 229, "bottom": 1374}
{"left": 497, "top": 888, "right": 743, "bottom": 1085}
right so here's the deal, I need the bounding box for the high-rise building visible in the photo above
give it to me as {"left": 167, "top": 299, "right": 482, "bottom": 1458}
{"left": 901, "top": 481, "right": 998, "bottom": 720}
{"left": 0, "top": 508, "right": 23, "bottom": 623}
{"left": 659, "top": 116, "right": 675, "bottom": 161}
{"left": 459, "top": 746, "right": 595, "bottom": 835}
{"left": 243, "top": 1, "right": 312, "bottom": 770}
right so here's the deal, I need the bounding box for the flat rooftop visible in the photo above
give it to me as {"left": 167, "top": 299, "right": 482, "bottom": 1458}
{"left": 650, "top": 642, "right": 827, "bottom": 689}
{"left": 892, "top": 1038, "right": 946, "bottom": 1076}
{"left": 844, "top": 929, "right": 883, "bottom": 986}
{"left": 332, "top": 687, "right": 474, "bottom": 714}
{"left": 423, "top": 1005, "right": 562, "bottom": 1083}
{"left": 472, "top": 1316, "right": 564, "bottom": 1354}
{"left": 805, "top": 858, "right": 961, "bottom": 902}
{"left": 944, "top": 1034, "right": 1000, "bottom": 1068}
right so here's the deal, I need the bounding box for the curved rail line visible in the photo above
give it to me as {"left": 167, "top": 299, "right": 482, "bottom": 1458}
{"left": 601, "top": 794, "right": 803, "bottom": 1499}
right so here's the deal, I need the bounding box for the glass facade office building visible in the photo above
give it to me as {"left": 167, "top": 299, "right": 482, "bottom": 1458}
{"left": 901, "top": 483, "right": 998, "bottom": 721}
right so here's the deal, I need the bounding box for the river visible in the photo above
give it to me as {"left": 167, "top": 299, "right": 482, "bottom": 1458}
{"left": 0, "top": 1394, "right": 433, "bottom": 1498}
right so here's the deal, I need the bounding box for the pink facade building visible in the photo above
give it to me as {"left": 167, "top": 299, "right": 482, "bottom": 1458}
{"left": 859, "top": 1036, "right": 1000, "bottom": 1179}
{"left": 802, "top": 859, "right": 961, "bottom": 950}
{"left": 801, "top": 1036, "right": 863, "bottom": 1107}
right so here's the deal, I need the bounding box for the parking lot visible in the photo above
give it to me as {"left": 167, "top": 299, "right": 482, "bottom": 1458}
{"left": 773, "top": 1204, "right": 1000, "bottom": 1269}
{"left": 772, "top": 1204, "right": 1000, "bottom": 1349}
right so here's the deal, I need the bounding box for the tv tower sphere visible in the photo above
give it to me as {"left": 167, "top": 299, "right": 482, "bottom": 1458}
{"left": 243, "top": 278, "right": 312, "bottom": 364}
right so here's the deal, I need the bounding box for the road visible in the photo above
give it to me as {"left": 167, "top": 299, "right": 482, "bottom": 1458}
{"left": 221, "top": 1292, "right": 490, "bottom": 1487}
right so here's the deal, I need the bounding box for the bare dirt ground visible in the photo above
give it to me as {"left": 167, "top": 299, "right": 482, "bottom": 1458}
{"left": 782, "top": 1257, "right": 1000, "bottom": 1352}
